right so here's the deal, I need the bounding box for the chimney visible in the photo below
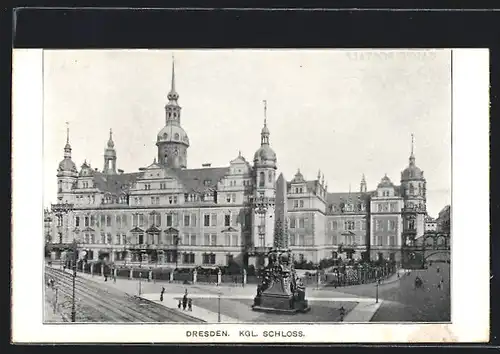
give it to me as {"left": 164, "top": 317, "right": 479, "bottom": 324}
{"left": 202, "top": 163, "right": 212, "bottom": 168}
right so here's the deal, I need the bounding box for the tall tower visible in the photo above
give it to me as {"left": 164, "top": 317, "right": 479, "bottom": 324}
{"left": 401, "top": 134, "right": 427, "bottom": 246}
{"left": 103, "top": 128, "right": 117, "bottom": 174}
{"left": 250, "top": 100, "right": 277, "bottom": 268}
{"left": 360, "top": 173, "right": 367, "bottom": 193}
{"left": 156, "top": 56, "right": 190, "bottom": 168}
{"left": 56, "top": 122, "right": 78, "bottom": 202}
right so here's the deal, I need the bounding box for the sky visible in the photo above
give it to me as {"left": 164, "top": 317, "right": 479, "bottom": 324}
{"left": 43, "top": 49, "right": 452, "bottom": 217}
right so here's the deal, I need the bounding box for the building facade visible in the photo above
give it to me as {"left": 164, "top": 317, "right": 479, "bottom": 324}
{"left": 48, "top": 60, "right": 433, "bottom": 268}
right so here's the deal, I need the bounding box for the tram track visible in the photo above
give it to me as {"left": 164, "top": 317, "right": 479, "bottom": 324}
{"left": 46, "top": 267, "right": 204, "bottom": 323}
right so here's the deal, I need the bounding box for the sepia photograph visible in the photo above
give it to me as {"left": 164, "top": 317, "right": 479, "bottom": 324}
{"left": 11, "top": 48, "right": 489, "bottom": 343}
{"left": 42, "top": 49, "right": 451, "bottom": 324}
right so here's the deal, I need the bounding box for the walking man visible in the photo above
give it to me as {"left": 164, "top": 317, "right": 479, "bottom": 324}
{"left": 182, "top": 289, "right": 188, "bottom": 310}
{"left": 160, "top": 286, "right": 165, "bottom": 302}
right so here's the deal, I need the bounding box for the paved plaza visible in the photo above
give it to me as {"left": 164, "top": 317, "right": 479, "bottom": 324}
{"left": 50, "top": 263, "right": 449, "bottom": 323}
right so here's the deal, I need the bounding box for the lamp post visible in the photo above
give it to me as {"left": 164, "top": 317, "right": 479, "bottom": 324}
{"left": 375, "top": 280, "right": 379, "bottom": 304}
{"left": 174, "top": 234, "right": 180, "bottom": 269}
{"left": 70, "top": 239, "right": 78, "bottom": 322}
{"left": 218, "top": 293, "right": 221, "bottom": 323}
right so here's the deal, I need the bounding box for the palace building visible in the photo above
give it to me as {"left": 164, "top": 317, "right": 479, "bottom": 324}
{"left": 47, "top": 60, "right": 429, "bottom": 268}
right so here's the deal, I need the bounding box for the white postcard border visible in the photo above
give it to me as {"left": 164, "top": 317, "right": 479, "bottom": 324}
{"left": 11, "top": 48, "right": 489, "bottom": 343}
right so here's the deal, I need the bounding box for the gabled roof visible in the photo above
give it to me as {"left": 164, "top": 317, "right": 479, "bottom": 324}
{"left": 174, "top": 167, "right": 229, "bottom": 193}
{"left": 93, "top": 171, "right": 142, "bottom": 195}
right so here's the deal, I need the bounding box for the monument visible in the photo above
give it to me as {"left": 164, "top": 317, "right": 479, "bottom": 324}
{"left": 252, "top": 173, "right": 310, "bottom": 313}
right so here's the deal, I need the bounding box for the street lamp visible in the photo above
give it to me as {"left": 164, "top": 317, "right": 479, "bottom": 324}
{"left": 69, "top": 239, "right": 78, "bottom": 322}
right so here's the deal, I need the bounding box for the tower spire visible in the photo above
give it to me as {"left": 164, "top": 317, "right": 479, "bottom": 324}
{"left": 107, "top": 128, "right": 114, "bottom": 148}
{"left": 409, "top": 133, "right": 416, "bottom": 165}
{"left": 167, "top": 54, "right": 179, "bottom": 102}
{"left": 263, "top": 99, "right": 267, "bottom": 127}
{"left": 66, "top": 121, "right": 70, "bottom": 144}
{"left": 63, "top": 121, "right": 72, "bottom": 158}
{"left": 260, "top": 100, "right": 270, "bottom": 145}
{"left": 171, "top": 54, "right": 176, "bottom": 93}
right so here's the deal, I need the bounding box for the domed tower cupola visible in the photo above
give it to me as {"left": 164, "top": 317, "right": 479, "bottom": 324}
{"left": 156, "top": 55, "right": 190, "bottom": 169}
{"left": 292, "top": 169, "right": 305, "bottom": 183}
{"left": 253, "top": 100, "right": 277, "bottom": 169}
{"left": 103, "top": 128, "right": 117, "bottom": 175}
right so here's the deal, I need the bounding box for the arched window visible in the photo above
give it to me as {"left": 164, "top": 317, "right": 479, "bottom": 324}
{"left": 174, "top": 133, "right": 179, "bottom": 140}
{"left": 409, "top": 184, "right": 414, "bottom": 195}
{"left": 259, "top": 172, "right": 265, "bottom": 187}
{"left": 163, "top": 133, "right": 168, "bottom": 140}
{"left": 268, "top": 171, "right": 273, "bottom": 183}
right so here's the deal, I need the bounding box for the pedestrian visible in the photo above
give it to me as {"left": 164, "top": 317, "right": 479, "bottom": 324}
{"left": 113, "top": 274, "right": 116, "bottom": 283}
{"left": 437, "top": 266, "right": 440, "bottom": 274}
{"left": 188, "top": 298, "right": 192, "bottom": 311}
{"left": 104, "top": 275, "right": 108, "bottom": 282}
{"left": 182, "top": 289, "right": 188, "bottom": 310}
{"left": 160, "top": 286, "right": 165, "bottom": 302}
{"left": 178, "top": 299, "right": 182, "bottom": 309}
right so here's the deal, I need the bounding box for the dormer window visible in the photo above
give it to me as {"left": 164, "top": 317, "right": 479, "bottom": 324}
{"left": 204, "top": 179, "right": 211, "bottom": 186}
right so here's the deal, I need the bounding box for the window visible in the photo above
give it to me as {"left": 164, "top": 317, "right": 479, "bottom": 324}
{"left": 231, "top": 193, "right": 236, "bottom": 203}
{"left": 166, "top": 214, "right": 172, "bottom": 227}
{"left": 376, "top": 220, "right": 382, "bottom": 231}
{"left": 299, "top": 200, "right": 304, "bottom": 208}
{"left": 184, "top": 214, "right": 190, "bottom": 227}
{"left": 204, "top": 234, "right": 210, "bottom": 246}
{"left": 259, "top": 172, "right": 265, "bottom": 187}
{"left": 225, "top": 234, "right": 231, "bottom": 246}
{"left": 151, "top": 197, "right": 155, "bottom": 204}
{"left": 100, "top": 232, "right": 105, "bottom": 244}
{"left": 132, "top": 214, "right": 138, "bottom": 227}
{"left": 388, "top": 236, "right": 396, "bottom": 246}
{"left": 139, "top": 214, "right": 145, "bottom": 227}
{"left": 409, "top": 220, "right": 415, "bottom": 230}
{"left": 106, "top": 233, "right": 112, "bottom": 244}
{"left": 211, "top": 214, "right": 217, "bottom": 226}
{"left": 75, "top": 216, "right": 80, "bottom": 227}
{"left": 390, "top": 203, "right": 397, "bottom": 212}
{"left": 106, "top": 215, "right": 111, "bottom": 227}
{"left": 376, "top": 236, "right": 384, "bottom": 246}
{"left": 211, "top": 234, "right": 217, "bottom": 246}
{"left": 409, "top": 184, "right": 414, "bottom": 195}
{"left": 360, "top": 221, "right": 366, "bottom": 230}
{"left": 183, "top": 253, "right": 195, "bottom": 264}
{"left": 344, "top": 221, "right": 355, "bottom": 230}
{"left": 294, "top": 200, "right": 299, "bottom": 208}
{"left": 331, "top": 221, "right": 337, "bottom": 230}
{"left": 84, "top": 216, "right": 89, "bottom": 227}
{"left": 232, "top": 234, "right": 238, "bottom": 246}
{"left": 377, "top": 204, "right": 383, "bottom": 212}
{"left": 268, "top": 171, "right": 273, "bottom": 183}
{"left": 204, "top": 214, "right": 210, "bottom": 227}
{"left": 202, "top": 253, "right": 216, "bottom": 265}
{"left": 388, "top": 220, "right": 396, "bottom": 231}
{"left": 225, "top": 214, "right": 231, "bottom": 227}
{"left": 191, "top": 213, "right": 197, "bottom": 227}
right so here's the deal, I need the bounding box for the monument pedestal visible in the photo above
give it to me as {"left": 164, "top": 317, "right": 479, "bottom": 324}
{"left": 251, "top": 249, "right": 310, "bottom": 314}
